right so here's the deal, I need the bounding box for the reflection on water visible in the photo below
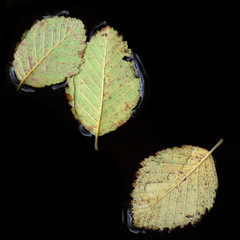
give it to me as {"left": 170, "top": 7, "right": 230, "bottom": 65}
{"left": 79, "top": 124, "right": 93, "bottom": 137}
{"left": 131, "top": 52, "right": 149, "bottom": 117}
{"left": 9, "top": 64, "right": 35, "bottom": 93}
{"left": 121, "top": 201, "right": 146, "bottom": 235}
{"left": 43, "top": 10, "right": 70, "bottom": 19}
{"left": 9, "top": 63, "right": 68, "bottom": 93}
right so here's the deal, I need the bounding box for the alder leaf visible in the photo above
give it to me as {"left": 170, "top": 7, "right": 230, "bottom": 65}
{"left": 66, "top": 26, "right": 141, "bottom": 150}
{"left": 12, "top": 16, "right": 86, "bottom": 90}
{"left": 131, "top": 139, "right": 223, "bottom": 231}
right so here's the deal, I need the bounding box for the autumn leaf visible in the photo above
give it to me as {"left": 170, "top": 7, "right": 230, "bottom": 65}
{"left": 66, "top": 26, "right": 141, "bottom": 150}
{"left": 130, "top": 139, "right": 223, "bottom": 231}
{"left": 12, "top": 16, "right": 86, "bottom": 90}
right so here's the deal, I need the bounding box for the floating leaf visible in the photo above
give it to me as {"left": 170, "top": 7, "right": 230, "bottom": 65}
{"left": 131, "top": 139, "right": 223, "bottom": 231}
{"left": 12, "top": 16, "right": 86, "bottom": 90}
{"left": 66, "top": 26, "right": 141, "bottom": 150}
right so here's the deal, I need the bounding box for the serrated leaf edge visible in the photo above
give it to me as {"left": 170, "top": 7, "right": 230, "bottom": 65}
{"left": 132, "top": 138, "right": 223, "bottom": 228}
{"left": 16, "top": 17, "right": 83, "bottom": 90}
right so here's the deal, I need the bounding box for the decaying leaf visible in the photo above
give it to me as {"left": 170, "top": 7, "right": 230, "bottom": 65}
{"left": 13, "top": 16, "right": 86, "bottom": 90}
{"left": 131, "top": 139, "right": 223, "bottom": 231}
{"left": 66, "top": 26, "right": 141, "bottom": 150}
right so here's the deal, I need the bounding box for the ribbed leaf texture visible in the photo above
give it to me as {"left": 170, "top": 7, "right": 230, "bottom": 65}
{"left": 66, "top": 26, "right": 140, "bottom": 150}
{"left": 131, "top": 139, "right": 223, "bottom": 231}
{"left": 13, "top": 16, "right": 86, "bottom": 89}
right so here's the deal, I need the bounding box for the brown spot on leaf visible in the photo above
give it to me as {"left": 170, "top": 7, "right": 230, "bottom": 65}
{"left": 88, "top": 126, "right": 93, "bottom": 133}
{"left": 125, "top": 103, "right": 130, "bottom": 111}
{"left": 117, "top": 120, "right": 125, "bottom": 127}
{"left": 31, "top": 77, "right": 38, "bottom": 82}
{"left": 104, "top": 91, "right": 109, "bottom": 97}
{"left": 66, "top": 93, "right": 73, "bottom": 102}
{"left": 78, "top": 50, "right": 84, "bottom": 58}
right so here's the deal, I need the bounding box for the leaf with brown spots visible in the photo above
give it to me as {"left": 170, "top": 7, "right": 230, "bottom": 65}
{"left": 12, "top": 16, "right": 86, "bottom": 90}
{"left": 130, "top": 139, "right": 223, "bottom": 231}
{"left": 66, "top": 26, "right": 140, "bottom": 150}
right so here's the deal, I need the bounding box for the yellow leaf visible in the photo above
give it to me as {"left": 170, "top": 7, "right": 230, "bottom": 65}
{"left": 66, "top": 26, "right": 140, "bottom": 150}
{"left": 131, "top": 139, "right": 223, "bottom": 231}
{"left": 13, "top": 16, "right": 86, "bottom": 90}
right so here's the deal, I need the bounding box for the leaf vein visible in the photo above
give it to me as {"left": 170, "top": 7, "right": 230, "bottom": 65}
{"left": 84, "top": 57, "right": 103, "bottom": 82}
{"left": 75, "top": 101, "right": 98, "bottom": 124}
{"left": 101, "top": 93, "right": 139, "bottom": 123}
{"left": 104, "top": 64, "right": 129, "bottom": 88}
{"left": 104, "top": 76, "right": 135, "bottom": 101}
{"left": 17, "top": 18, "right": 81, "bottom": 90}
{"left": 78, "top": 68, "right": 101, "bottom": 100}
{"left": 87, "top": 44, "right": 104, "bottom": 68}
{"left": 105, "top": 57, "right": 123, "bottom": 75}
{"left": 103, "top": 83, "right": 139, "bottom": 112}
{"left": 75, "top": 87, "right": 99, "bottom": 112}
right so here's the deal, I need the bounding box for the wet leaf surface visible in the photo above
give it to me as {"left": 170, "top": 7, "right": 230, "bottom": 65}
{"left": 12, "top": 16, "right": 86, "bottom": 89}
{"left": 66, "top": 26, "right": 140, "bottom": 150}
{"left": 131, "top": 140, "right": 222, "bottom": 231}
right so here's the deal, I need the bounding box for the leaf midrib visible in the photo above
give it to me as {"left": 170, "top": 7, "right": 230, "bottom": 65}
{"left": 94, "top": 27, "right": 108, "bottom": 151}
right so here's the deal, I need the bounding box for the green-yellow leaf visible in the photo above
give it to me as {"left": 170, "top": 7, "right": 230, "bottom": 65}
{"left": 131, "top": 139, "right": 223, "bottom": 231}
{"left": 13, "top": 16, "right": 86, "bottom": 90}
{"left": 66, "top": 26, "right": 141, "bottom": 150}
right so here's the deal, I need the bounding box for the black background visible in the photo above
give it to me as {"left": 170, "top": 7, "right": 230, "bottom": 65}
{"left": 1, "top": 1, "right": 239, "bottom": 239}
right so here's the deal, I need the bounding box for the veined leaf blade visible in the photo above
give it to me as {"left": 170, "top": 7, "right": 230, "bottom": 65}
{"left": 131, "top": 139, "right": 222, "bottom": 231}
{"left": 66, "top": 26, "right": 141, "bottom": 150}
{"left": 13, "top": 16, "right": 86, "bottom": 89}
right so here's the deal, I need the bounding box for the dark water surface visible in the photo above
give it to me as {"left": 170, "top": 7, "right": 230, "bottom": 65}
{"left": 1, "top": 1, "right": 239, "bottom": 239}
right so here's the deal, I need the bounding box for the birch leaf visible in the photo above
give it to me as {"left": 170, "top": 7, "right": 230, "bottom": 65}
{"left": 12, "top": 16, "right": 86, "bottom": 90}
{"left": 131, "top": 139, "right": 223, "bottom": 231}
{"left": 66, "top": 26, "right": 141, "bottom": 150}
